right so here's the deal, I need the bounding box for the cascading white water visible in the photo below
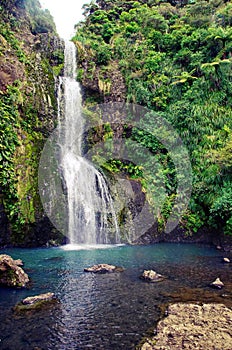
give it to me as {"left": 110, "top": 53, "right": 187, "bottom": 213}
{"left": 58, "top": 40, "right": 120, "bottom": 245}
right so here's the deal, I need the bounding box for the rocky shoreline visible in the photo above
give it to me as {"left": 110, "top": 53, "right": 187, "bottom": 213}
{"left": 134, "top": 225, "right": 232, "bottom": 253}
{"left": 1, "top": 223, "right": 232, "bottom": 252}
{"left": 139, "top": 303, "right": 232, "bottom": 350}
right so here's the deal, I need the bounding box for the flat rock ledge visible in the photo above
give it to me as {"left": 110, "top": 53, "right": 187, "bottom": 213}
{"left": 0, "top": 254, "right": 29, "bottom": 288}
{"left": 140, "top": 270, "right": 165, "bottom": 283}
{"left": 14, "top": 292, "right": 58, "bottom": 312}
{"left": 84, "top": 264, "right": 124, "bottom": 273}
{"left": 140, "top": 303, "right": 232, "bottom": 350}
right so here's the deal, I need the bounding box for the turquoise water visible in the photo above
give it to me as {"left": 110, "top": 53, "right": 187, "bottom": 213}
{"left": 0, "top": 243, "right": 231, "bottom": 349}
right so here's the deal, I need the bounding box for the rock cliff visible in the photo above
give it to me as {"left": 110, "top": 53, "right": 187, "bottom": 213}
{"left": 0, "top": 0, "right": 64, "bottom": 246}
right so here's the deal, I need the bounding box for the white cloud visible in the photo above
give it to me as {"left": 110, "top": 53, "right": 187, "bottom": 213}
{"left": 41, "top": 0, "right": 89, "bottom": 39}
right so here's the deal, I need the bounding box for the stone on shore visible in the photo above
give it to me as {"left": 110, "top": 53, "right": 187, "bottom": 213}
{"left": 140, "top": 270, "right": 165, "bottom": 282}
{"left": 0, "top": 254, "right": 29, "bottom": 288}
{"left": 140, "top": 303, "right": 232, "bottom": 350}
{"left": 84, "top": 264, "right": 124, "bottom": 273}
{"left": 210, "top": 277, "right": 224, "bottom": 289}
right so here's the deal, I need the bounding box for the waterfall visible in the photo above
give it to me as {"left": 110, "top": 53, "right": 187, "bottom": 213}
{"left": 58, "top": 40, "right": 120, "bottom": 245}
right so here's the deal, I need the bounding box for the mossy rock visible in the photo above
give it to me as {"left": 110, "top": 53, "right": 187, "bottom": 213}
{"left": 14, "top": 292, "right": 59, "bottom": 313}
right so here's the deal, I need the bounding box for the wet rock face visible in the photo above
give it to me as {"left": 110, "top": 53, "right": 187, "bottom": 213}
{"left": 0, "top": 1, "right": 65, "bottom": 248}
{"left": 84, "top": 264, "right": 124, "bottom": 273}
{"left": 79, "top": 60, "right": 126, "bottom": 104}
{"left": 141, "top": 303, "right": 232, "bottom": 350}
{"left": 0, "top": 254, "right": 29, "bottom": 288}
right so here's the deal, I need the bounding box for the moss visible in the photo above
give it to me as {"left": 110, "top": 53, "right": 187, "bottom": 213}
{"left": 52, "top": 63, "right": 64, "bottom": 76}
{"left": 14, "top": 298, "right": 59, "bottom": 313}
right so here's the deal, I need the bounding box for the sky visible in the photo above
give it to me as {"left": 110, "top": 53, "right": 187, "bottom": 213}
{"left": 40, "top": 0, "right": 90, "bottom": 39}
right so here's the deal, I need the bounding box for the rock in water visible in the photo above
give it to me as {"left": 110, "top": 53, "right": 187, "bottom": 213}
{"left": 14, "top": 292, "right": 58, "bottom": 312}
{"left": 0, "top": 254, "right": 29, "bottom": 288}
{"left": 140, "top": 270, "right": 165, "bottom": 282}
{"left": 22, "top": 292, "right": 55, "bottom": 305}
{"left": 14, "top": 259, "right": 24, "bottom": 266}
{"left": 84, "top": 264, "right": 124, "bottom": 273}
{"left": 210, "top": 277, "right": 224, "bottom": 289}
{"left": 223, "top": 257, "right": 230, "bottom": 263}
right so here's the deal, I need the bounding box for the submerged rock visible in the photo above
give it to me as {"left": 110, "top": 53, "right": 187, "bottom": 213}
{"left": 140, "top": 303, "right": 232, "bottom": 350}
{"left": 210, "top": 277, "right": 224, "bottom": 289}
{"left": 140, "top": 270, "right": 165, "bottom": 283}
{"left": 84, "top": 264, "right": 124, "bottom": 273}
{"left": 0, "top": 254, "right": 29, "bottom": 288}
{"left": 14, "top": 292, "right": 58, "bottom": 312}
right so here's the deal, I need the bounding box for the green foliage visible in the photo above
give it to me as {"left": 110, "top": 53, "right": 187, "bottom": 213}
{"left": 209, "top": 182, "right": 232, "bottom": 231}
{"left": 95, "top": 43, "right": 112, "bottom": 64}
{"left": 103, "top": 159, "right": 144, "bottom": 179}
{"left": 0, "top": 0, "right": 59, "bottom": 241}
{"left": 0, "top": 86, "right": 21, "bottom": 186}
{"left": 181, "top": 210, "right": 205, "bottom": 234}
{"left": 224, "top": 216, "right": 232, "bottom": 236}
{"left": 0, "top": 22, "right": 28, "bottom": 62}
{"left": 25, "top": 0, "right": 56, "bottom": 34}
{"left": 75, "top": 0, "right": 232, "bottom": 236}
{"left": 0, "top": 85, "right": 24, "bottom": 232}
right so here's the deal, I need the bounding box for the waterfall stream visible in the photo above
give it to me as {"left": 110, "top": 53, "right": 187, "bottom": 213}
{"left": 58, "top": 41, "right": 119, "bottom": 244}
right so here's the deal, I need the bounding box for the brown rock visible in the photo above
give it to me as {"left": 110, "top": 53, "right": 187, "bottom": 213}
{"left": 0, "top": 254, "right": 29, "bottom": 288}
{"left": 22, "top": 292, "right": 55, "bottom": 305}
{"left": 210, "top": 277, "right": 224, "bottom": 289}
{"left": 14, "top": 259, "right": 24, "bottom": 266}
{"left": 14, "top": 292, "right": 58, "bottom": 312}
{"left": 140, "top": 270, "right": 165, "bottom": 283}
{"left": 140, "top": 303, "right": 232, "bottom": 350}
{"left": 84, "top": 263, "right": 124, "bottom": 273}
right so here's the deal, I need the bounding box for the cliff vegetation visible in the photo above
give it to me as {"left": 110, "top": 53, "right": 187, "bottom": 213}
{"left": 0, "top": 0, "right": 64, "bottom": 246}
{"left": 73, "top": 0, "right": 232, "bottom": 238}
